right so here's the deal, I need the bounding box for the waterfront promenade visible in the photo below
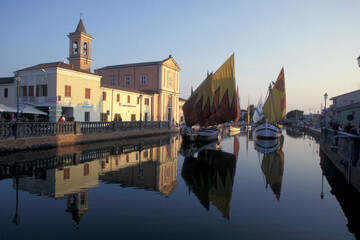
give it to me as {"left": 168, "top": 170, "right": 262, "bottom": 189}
{"left": 0, "top": 121, "right": 178, "bottom": 152}
{"left": 303, "top": 126, "right": 360, "bottom": 193}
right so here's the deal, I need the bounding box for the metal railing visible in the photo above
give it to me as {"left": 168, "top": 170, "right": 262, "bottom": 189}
{"left": 0, "top": 120, "right": 172, "bottom": 139}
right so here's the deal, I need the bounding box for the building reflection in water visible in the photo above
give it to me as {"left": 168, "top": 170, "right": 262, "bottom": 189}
{"left": 1, "top": 135, "right": 180, "bottom": 229}
{"left": 254, "top": 135, "right": 285, "bottom": 201}
{"left": 181, "top": 144, "right": 237, "bottom": 219}
{"left": 320, "top": 151, "right": 360, "bottom": 239}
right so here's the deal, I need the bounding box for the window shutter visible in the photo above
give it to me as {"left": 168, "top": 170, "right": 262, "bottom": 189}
{"left": 44, "top": 85, "right": 48, "bottom": 97}
{"left": 36, "top": 85, "right": 39, "bottom": 97}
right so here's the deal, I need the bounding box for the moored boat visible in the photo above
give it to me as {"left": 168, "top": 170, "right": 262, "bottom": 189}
{"left": 255, "top": 68, "right": 286, "bottom": 139}
{"left": 182, "top": 54, "right": 237, "bottom": 142}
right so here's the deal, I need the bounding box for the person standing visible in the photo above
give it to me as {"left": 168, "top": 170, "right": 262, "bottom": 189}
{"left": 58, "top": 114, "right": 65, "bottom": 122}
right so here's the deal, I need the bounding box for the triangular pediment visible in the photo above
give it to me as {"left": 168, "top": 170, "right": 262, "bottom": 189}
{"left": 163, "top": 57, "right": 181, "bottom": 71}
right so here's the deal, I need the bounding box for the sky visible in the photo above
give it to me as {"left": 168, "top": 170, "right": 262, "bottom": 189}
{"left": 1, "top": 0, "right": 360, "bottom": 114}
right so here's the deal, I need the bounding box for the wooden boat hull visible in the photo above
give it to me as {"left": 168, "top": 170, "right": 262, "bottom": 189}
{"left": 229, "top": 125, "right": 241, "bottom": 133}
{"left": 255, "top": 122, "right": 281, "bottom": 139}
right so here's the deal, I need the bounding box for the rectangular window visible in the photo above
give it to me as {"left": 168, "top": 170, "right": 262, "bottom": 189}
{"left": 64, "top": 168, "right": 70, "bottom": 180}
{"left": 145, "top": 98, "right": 149, "bottom": 105}
{"left": 131, "top": 114, "right": 136, "bottom": 121}
{"left": 117, "top": 94, "right": 120, "bottom": 102}
{"left": 125, "top": 76, "right": 130, "bottom": 86}
{"left": 85, "top": 88, "right": 91, "bottom": 99}
{"left": 39, "top": 85, "right": 47, "bottom": 97}
{"left": 65, "top": 85, "right": 71, "bottom": 97}
{"left": 110, "top": 76, "right": 115, "bottom": 85}
{"left": 84, "top": 163, "right": 89, "bottom": 176}
{"left": 4, "top": 88, "right": 8, "bottom": 98}
{"left": 141, "top": 75, "right": 146, "bottom": 85}
{"left": 21, "top": 86, "right": 27, "bottom": 97}
{"left": 168, "top": 74, "right": 173, "bottom": 88}
{"left": 36, "top": 85, "right": 39, "bottom": 97}
{"left": 137, "top": 97, "right": 140, "bottom": 104}
{"left": 29, "top": 86, "right": 34, "bottom": 97}
{"left": 100, "top": 113, "right": 107, "bottom": 122}
{"left": 103, "top": 91, "right": 107, "bottom": 101}
{"left": 127, "top": 95, "right": 130, "bottom": 103}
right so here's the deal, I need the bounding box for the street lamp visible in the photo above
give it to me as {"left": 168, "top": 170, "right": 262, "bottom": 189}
{"left": 324, "top": 93, "right": 328, "bottom": 127}
{"left": 14, "top": 73, "right": 21, "bottom": 122}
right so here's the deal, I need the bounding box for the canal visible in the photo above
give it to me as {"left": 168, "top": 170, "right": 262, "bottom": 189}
{"left": 0, "top": 128, "right": 358, "bottom": 240}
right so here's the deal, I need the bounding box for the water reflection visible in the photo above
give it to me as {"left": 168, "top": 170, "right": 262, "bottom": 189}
{"left": 320, "top": 151, "right": 360, "bottom": 239}
{"left": 254, "top": 135, "right": 285, "bottom": 201}
{"left": 181, "top": 141, "right": 237, "bottom": 219}
{"left": 0, "top": 135, "right": 180, "bottom": 229}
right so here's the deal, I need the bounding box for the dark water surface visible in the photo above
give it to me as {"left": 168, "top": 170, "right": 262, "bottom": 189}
{"left": 0, "top": 129, "right": 358, "bottom": 240}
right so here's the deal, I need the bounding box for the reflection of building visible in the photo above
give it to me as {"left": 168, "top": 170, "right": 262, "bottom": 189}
{"left": 9, "top": 135, "right": 179, "bottom": 228}
{"left": 99, "top": 136, "right": 180, "bottom": 196}
{"left": 65, "top": 190, "right": 89, "bottom": 230}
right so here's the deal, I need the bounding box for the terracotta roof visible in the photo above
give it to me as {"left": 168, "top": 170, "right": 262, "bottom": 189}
{"left": 96, "top": 56, "right": 174, "bottom": 71}
{"left": 75, "top": 17, "right": 87, "bottom": 33}
{"left": 101, "top": 83, "right": 158, "bottom": 95}
{"left": 16, "top": 62, "right": 99, "bottom": 75}
{"left": 0, "top": 77, "right": 14, "bottom": 84}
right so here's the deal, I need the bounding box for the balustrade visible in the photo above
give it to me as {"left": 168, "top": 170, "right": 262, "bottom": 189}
{"left": 0, "top": 120, "right": 173, "bottom": 139}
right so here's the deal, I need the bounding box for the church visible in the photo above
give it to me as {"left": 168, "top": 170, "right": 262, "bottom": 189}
{"left": 14, "top": 17, "right": 181, "bottom": 123}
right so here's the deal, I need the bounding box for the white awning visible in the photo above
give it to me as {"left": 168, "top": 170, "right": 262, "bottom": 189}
{"left": 0, "top": 104, "right": 17, "bottom": 113}
{"left": 19, "top": 105, "right": 47, "bottom": 115}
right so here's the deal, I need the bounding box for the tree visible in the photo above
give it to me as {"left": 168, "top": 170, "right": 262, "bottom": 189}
{"left": 286, "top": 110, "right": 304, "bottom": 119}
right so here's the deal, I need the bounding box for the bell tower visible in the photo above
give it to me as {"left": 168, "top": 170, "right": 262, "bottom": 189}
{"left": 67, "top": 17, "right": 93, "bottom": 72}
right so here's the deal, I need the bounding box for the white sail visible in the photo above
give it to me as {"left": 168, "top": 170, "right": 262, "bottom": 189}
{"left": 252, "top": 96, "right": 264, "bottom": 123}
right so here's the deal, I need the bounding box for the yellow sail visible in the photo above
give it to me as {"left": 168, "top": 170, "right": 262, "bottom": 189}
{"left": 263, "top": 68, "right": 286, "bottom": 124}
{"left": 182, "top": 54, "right": 237, "bottom": 127}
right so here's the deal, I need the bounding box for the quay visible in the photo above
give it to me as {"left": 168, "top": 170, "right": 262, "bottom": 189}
{"left": 303, "top": 126, "right": 360, "bottom": 193}
{"left": 0, "top": 121, "right": 179, "bottom": 153}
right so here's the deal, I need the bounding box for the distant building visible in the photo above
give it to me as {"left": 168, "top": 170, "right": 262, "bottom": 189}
{"left": 0, "top": 77, "right": 14, "bottom": 107}
{"left": 330, "top": 89, "right": 360, "bottom": 127}
{"left": 179, "top": 97, "right": 186, "bottom": 125}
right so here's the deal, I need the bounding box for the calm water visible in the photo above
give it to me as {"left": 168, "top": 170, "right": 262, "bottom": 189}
{"left": 0, "top": 128, "right": 359, "bottom": 240}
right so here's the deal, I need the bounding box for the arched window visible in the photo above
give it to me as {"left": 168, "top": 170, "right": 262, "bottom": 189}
{"left": 83, "top": 42, "right": 88, "bottom": 56}
{"left": 73, "top": 41, "right": 78, "bottom": 55}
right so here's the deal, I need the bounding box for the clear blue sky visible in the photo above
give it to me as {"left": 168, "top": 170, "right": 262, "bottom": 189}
{"left": 1, "top": 0, "right": 360, "bottom": 113}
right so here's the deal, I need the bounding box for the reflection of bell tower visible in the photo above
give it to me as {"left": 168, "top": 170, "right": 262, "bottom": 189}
{"left": 67, "top": 17, "right": 93, "bottom": 72}
{"left": 65, "top": 190, "right": 89, "bottom": 230}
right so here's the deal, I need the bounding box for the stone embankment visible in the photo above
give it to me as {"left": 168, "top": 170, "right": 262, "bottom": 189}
{"left": 0, "top": 121, "right": 179, "bottom": 153}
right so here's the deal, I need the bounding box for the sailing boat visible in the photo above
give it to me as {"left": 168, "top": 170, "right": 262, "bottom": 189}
{"left": 182, "top": 54, "right": 237, "bottom": 142}
{"left": 229, "top": 86, "right": 241, "bottom": 134}
{"left": 255, "top": 68, "right": 286, "bottom": 139}
{"left": 252, "top": 96, "right": 264, "bottom": 124}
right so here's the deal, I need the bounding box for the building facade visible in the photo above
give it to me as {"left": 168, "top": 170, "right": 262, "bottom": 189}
{"left": 14, "top": 18, "right": 102, "bottom": 122}
{"left": 330, "top": 89, "right": 360, "bottom": 128}
{"left": 95, "top": 56, "right": 181, "bottom": 124}
{"left": 0, "top": 77, "right": 14, "bottom": 107}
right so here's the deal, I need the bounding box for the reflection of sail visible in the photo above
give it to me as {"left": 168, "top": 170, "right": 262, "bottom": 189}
{"left": 181, "top": 149, "right": 237, "bottom": 219}
{"left": 261, "top": 150, "right": 284, "bottom": 201}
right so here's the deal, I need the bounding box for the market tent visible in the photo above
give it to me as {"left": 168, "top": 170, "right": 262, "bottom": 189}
{"left": 19, "top": 105, "right": 47, "bottom": 115}
{"left": 0, "top": 104, "right": 17, "bottom": 112}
